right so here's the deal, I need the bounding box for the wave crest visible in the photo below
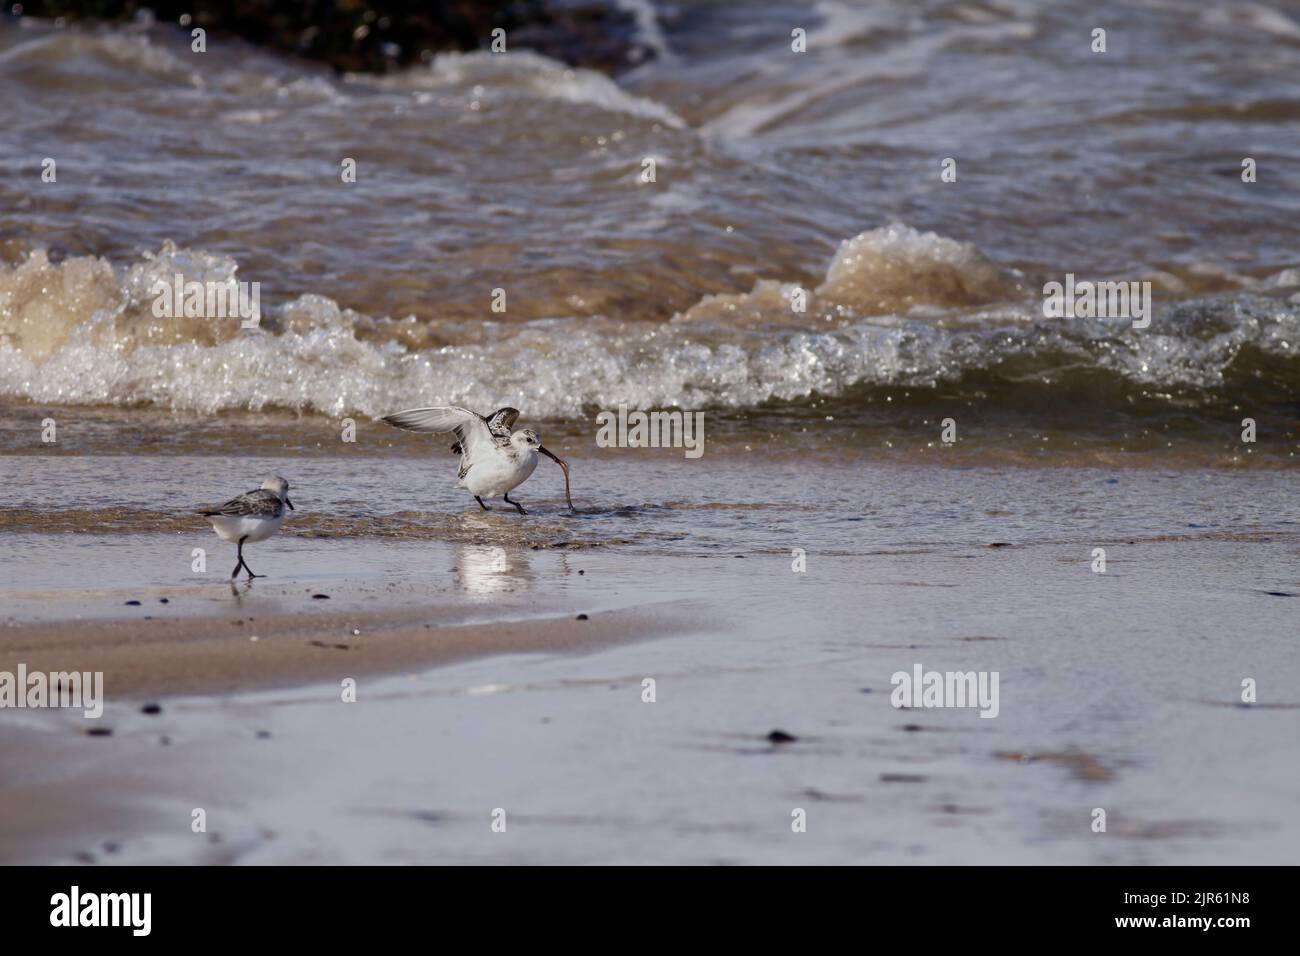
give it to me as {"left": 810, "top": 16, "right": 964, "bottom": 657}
{"left": 2, "top": 228, "right": 1297, "bottom": 420}
{"left": 674, "top": 224, "right": 1019, "bottom": 325}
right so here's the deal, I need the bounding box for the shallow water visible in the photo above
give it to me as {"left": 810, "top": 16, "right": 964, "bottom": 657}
{"left": 2, "top": 442, "right": 1297, "bottom": 866}
{"left": 6, "top": 518, "right": 1299, "bottom": 864}
{"left": 2, "top": 450, "right": 1296, "bottom": 608}
{"left": 2, "top": 3, "right": 1299, "bottom": 458}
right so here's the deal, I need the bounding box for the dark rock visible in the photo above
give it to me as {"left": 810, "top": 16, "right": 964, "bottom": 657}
{"left": 18, "top": 1, "right": 655, "bottom": 76}
{"left": 766, "top": 729, "right": 797, "bottom": 743}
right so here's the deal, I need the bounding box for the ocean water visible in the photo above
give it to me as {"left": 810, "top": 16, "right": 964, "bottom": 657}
{"left": 1, "top": 2, "right": 1298, "bottom": 466}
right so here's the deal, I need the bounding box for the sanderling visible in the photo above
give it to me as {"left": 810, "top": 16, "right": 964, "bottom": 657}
{"left": 381, "top": 406, "right": 572, "bottom": 514}
{"left": 198, "top": 475, "right": 294, "bottom": 579}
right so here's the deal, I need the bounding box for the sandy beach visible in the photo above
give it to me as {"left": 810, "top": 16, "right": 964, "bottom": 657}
{"left": 2, "top": 448, "right": 1297, "bottom": 865}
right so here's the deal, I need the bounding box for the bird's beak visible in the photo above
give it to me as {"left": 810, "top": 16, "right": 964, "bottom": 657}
{"left": 538, "top": 446, "right": 574, "bottom": 511}
{"left": 285, "top": 497, "right": 295, "bottom": 511}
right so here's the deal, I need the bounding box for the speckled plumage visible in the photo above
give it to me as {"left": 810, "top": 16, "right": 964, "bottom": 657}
{"left": 198, "top": 475, "right": 294, "bottom": 579}
{"left": 381, "top": 405, "right": 572, "bottom": 514}
{"left": 201, "top": 488, "right": 287, "bottom": 519}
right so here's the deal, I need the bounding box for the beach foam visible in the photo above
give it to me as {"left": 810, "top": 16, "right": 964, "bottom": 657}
{"left": 1, "top": 230, "right": 1297, "bottom": 420}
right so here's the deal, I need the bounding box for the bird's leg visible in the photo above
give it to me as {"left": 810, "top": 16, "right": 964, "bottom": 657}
{"left": 475, "top": 496, "right": 490, "bottom": 511}
{"left": 236, "top": 536, "right": 262, "bottom": 580}
{"left": 231, "top": 536, "right": 246, "bottom": 579}
{"left": 502, "top": 493, "right": 527, "bottom": 516}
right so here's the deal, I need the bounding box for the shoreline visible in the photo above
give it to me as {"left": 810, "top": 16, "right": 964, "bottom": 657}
{"left": 1, "top": 525, "right": 1297, "bottom": 864}
{"left": 0, "top": 451, "right": 1296, "bottom": 865}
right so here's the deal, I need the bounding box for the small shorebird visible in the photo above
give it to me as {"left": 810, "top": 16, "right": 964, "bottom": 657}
{"left": 381, "top": 406, "right": 572, "bottom": 514}
{"left": 198, "top": 476, "right": 294, "bottom": 579}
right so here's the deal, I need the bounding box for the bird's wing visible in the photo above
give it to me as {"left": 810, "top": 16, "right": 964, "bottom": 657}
{"left": 200, "top": 489, "right": 281, "bottom": 517}
{"left": 381, "top": 406, "right": 498, "bottom": 457}
{"left": 483, "top": 407, "right": 520, "bottom": 439}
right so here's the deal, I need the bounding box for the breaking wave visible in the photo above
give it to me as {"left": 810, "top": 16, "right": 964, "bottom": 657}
{"left": 2, "top": 224, "right": 1298, "bottom": 421}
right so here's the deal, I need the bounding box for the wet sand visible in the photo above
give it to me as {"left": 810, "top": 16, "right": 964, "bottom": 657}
{"left": 1, "top": 472, "right": 1297, "bottom": 864}
{"left": 0, "top": 603, "right": 677, "bottom": 699}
